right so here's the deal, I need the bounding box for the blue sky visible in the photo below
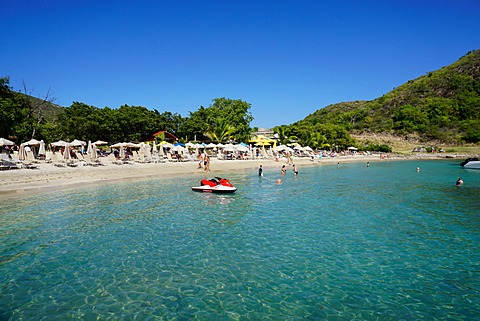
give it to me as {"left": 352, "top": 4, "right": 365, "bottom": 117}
{"left": 2, "top": 0, "right": 479, "bottom": 128}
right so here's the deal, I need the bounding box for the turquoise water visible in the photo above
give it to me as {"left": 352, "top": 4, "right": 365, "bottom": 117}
{"left": 1, "top": 160, "right": 479, "bottom": 320}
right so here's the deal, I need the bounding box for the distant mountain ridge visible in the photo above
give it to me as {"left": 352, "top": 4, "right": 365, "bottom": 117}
{"left": 298, "top": 49, "right": 480, "bottom": 144}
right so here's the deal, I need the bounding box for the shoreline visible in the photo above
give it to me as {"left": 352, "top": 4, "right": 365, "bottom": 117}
{"left": 0, "top": 153, "right": 466, "bottom": 199}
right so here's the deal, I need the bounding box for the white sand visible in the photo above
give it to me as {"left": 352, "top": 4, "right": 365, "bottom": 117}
{"left": 0, "top": 153, "right": 420, "bottom": 198}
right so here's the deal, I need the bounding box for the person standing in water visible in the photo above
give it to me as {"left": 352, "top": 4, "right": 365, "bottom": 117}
{"left": 258, "top": 164, "right": 263, "bottom": 176}
{"left": 281, "top": 164, "right": 286, "bottom": 175}
{"left": 293, "top": 164, "right": 298, "bottom": 175}
{"left": 456, "top": 177, "right": 464, "bottom": 186}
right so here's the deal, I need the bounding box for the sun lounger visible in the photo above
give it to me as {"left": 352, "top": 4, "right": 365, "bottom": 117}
{"left": 50, "top": 153, "right": 67, "bottom": 167}
{"left": 83, "top": 154, "right": 103, "bottom": 166}
{"left": 26, "top": 150, "right": 41, "bottom": 163}
{"left": 0, "top": 156, "right": 21, "bottom": 170}
{"left": 108, "top": 154, "right": 124, "bottom": 165}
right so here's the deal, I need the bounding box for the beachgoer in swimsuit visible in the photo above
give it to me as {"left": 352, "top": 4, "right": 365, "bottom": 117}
{"left": 197, "top": 154, "right": 203, "bottom": 168}
{"left": 204, "top": 155, "right": 210, "bottom": 172}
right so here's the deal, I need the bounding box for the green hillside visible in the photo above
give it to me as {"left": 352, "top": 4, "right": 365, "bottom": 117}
{"left": 298, "top": 49, "right": 480, "bottom": 144}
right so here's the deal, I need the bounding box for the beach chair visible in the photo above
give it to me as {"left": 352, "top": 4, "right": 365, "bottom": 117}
{"left": 155, "top": 154, "right": 167, "bottom": 163}
{"left": 184, "top": 153, "right": 196, "bottom": 162}
{"left": 26, "top": 150, "right": 40, "bottom": 163}
{"left": 0, "top": 153, "right": 22, "bottom": 170}
{"left": 108, "top": 153, "right": 123, "bottom": 165}
{"left": 133, "top": 150, "right": 146, "bottom": 163}
{"left": 50, "top": 153, "right": 66, "bottom": 167}
{"left": 166, "top": 153, "right": 177, "bottom": 162}
{"left": 74, "top": 151, "right": 88, "bottom": 166}
{"left": 83, "top": 154, "right": 102, "bottom": 166}
{"left": 44, "top": 151, "right": 53, "bottom": 163}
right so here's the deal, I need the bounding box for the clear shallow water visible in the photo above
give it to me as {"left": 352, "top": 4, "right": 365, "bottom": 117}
{"left": 1, "top": 160, "right": 479, "bottom": 320}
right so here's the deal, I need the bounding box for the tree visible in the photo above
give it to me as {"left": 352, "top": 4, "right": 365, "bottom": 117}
{"left": 21, "top": 81, "right": 56, "bottom": 140}
{"left": 181, "top": 106, "right": 211, "bottom": 142}
{"left": 207, "top": 98, "right": 253, "bottom": 142}
{"left": 204, "top": 117, "right": 237, "bottom": 143}
{"left": 272, "top": 125, "right": 289, "bottom": 145}
{"left": 0, "top": 77, "right": 30, "bottom": 142}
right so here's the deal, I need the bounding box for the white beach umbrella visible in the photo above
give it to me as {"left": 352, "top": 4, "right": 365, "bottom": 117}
{"left": 0, "top": 138, "right": 15, "bottom": 146}
{"left": 18, "top": 144, "right": 27, "bottom": 161}
{"left": 160, "top": 142, "right": 174, "bottom": 149}
{"left": 127, "top": 142, "right": 141, "bottom": 148}
{"left": 51, "top": 140, "right": 69, "bottom": 147}
{"left": 206, "top": 143, "right": 217, "bottom": 148}
{"left": 70, "top": 139, "right": 86, "bottom": 147}
{"left": 23, "top": 138, "right": 41, "bottom": 146}
{"left": 158, "top": 144, "right": 165, "bottom": 156}
{"left": 119, "top": 147, "right": 125, "bottom": 159}
{"left": 38, "top": 140, "right": 46, "bottom": 155}
{"left": 91, "top": 143, "right": 98, "bottom": 159}
{"left": 152, "top": 141, "right": 158, "bottom": 154}
{"left": 145, "top": 143, "right": 152, "bottom": 159}
{"left": 235, "top": 144, "right": 249, "bottom": 152}
{"left": 63, "top": 143, "right": 71, "bottom": 160}
{"left": 274, "top": 145, "right": 287, "bottom": 152}
{"left": 86, "top": 140, "right": 93, "bottom": 155}
{"left": 93, "top": 140, "right": 108, "bottom": 146}
{"left": 171, "top": 145, "right": 187, "bottom": 153}
{"left": 223, "top": 144, "right": 236, "bottom": 152}
{"left": 110, "top": 142, "right": 125, "bottom": 148}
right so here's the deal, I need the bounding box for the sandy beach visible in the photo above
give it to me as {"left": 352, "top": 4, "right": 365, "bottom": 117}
{"left": 0, "top": 153, "right": 459, "bottom": 198}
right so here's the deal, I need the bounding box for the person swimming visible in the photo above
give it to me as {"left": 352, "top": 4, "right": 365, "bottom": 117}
{"left": 456, "top": 177, "right": 464, "bottom": 186}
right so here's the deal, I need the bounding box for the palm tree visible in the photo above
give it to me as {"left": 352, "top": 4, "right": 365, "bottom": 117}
{"left": 273, "top": 125, "right": 289, "bottom": 145}
{"left": 204, "top": 118, "right": 236, "bottom": 143}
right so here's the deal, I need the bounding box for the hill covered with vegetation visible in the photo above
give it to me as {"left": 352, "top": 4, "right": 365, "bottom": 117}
{"left": 287, "top": 49, "right": 480, "bottom": 147}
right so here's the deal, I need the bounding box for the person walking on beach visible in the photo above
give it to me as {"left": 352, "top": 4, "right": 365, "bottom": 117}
{"left": 204, "top": 154, "right": 211, "bottom": 172}
{"left": 258, "top": 164, "right": 263, "bottom": 177}
{"left": 197, "top": 153, "right": 203, "bottom": 168}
